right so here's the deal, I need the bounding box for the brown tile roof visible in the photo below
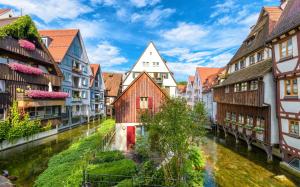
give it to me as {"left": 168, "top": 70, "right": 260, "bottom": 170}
{"left": 196, "top": 67, "right": 223, "bottom": 84}
{"left": 215, "top": 59, "right": 272, "bottom": 87}
{"left": 0, "top": 9, "right": 10, "bottom": 16}
{"left": 230, "top": 7, "right": 282, "bottom": 64}
{"left": 39, "top": 29, "right": 79, "bottom": 63}
{"left": 268, "top": 0, "right": 300, "bottom": 40}
{"left": 103, "top": 72, "right": 123, "bottom": 97}
{"left": 90, "top": 64, "right": 100, "bottom": 87}
{"left": 177, "top": 84, "right": 187, "bottom": 94}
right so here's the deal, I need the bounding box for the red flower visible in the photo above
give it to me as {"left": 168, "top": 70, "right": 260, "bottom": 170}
{"left": 18, "top": 39, "right": 36, "bottom": 51}
{"left": 26, "top": 90, "right": 69, "bottom": 99}
{"left": 8, "top": 62, "right": 43, "bottom": 75}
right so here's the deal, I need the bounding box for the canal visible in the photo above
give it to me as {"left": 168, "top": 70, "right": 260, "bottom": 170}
{"left": 0, "top": 124, "right": 300, "bottom": 187}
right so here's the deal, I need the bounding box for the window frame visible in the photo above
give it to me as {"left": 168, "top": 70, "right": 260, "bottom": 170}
{"left": 241, "top": 82, "right": 247, "bottom": 91}
{"left": 280, "top": 38, "right": 293, "bottom": 59}
{"left": 250, "top": 80, "right": 258, "bottom": 91}
{"left": 284, "top": 78, "right": 298, "bottom": 96}
{"left": 249, "top": 54, "right": 255, "bottom": 65}
{"left": 257, "top": 51, "right": 264, "bottom": 62}
{"left": 225, "top": 86, "right": 230, "bottom": 93}
{"left": 140, "top": 97, "right": 148, "bottom": 109}
{"left": 289, "top": 120, "right": 300, "bottom": 136}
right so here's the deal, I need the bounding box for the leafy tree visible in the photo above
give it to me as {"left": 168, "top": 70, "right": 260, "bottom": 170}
{"left": 141, "top": 98, "right": 207, "bottom": 185}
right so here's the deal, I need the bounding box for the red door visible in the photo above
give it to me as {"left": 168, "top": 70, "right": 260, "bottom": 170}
{"left": 127, "top": 126, "right": 136, "bottom": 150}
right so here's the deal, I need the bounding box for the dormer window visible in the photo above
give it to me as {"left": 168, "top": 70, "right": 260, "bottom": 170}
{"left": 41, "top": 36, "right": 51, "bottom": 48}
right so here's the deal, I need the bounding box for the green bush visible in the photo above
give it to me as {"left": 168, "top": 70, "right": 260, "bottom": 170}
{"left": 0, "top": 120, "right": 10, "bottom": 141}
{"left": 35, "top": 119, "right": 115, "bottom": 187}
{"left": 90, "top": 151, "right": 125, "bottom": 164}
{"left": 135, "top": 135, "right": 150, "bottom": 161}
{"left": 185, "top": 147, "right": 205, "bottom": 187}
{"left": 117, "top": 179, "right": 133, "bottom": 187}
{"left": 87, "top": 159, "right": 137, "bottom": 183}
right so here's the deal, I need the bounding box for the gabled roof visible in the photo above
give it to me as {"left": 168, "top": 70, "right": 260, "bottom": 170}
{"left": 90, "top": 64, "right": 100, "bottom": 86}
{"left": 196, "top": 67, "right": 222, "bottom": 84}
{"left": 203, "top": 68, "right": 225, "bottom": 92}
{"left": 229, "top": 6, "right": 282, "bottom": 64}
{"left": 188, "top": 76, "right": 195, "bottom": 84}
{"left": 103, "top": 72, "right": 123, "bottom": 97}
{"left": 113, "top": 72, "right": 168, "bottom": 105}
{"left": 0, "top": 9, "right": 11, "bottom": 16}
{"left": 268, "top": 0, "right": 300, "bottom": 40}
{"left": 215, "top": 59, "right": 272, "bottom": 87}
{"left": 39, "top": 29, "right": 79, "bottom": 63}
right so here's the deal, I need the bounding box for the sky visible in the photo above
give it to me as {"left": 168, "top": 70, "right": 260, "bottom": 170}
{"left": 0, "top": 0, "right": 279, "bottom": 81}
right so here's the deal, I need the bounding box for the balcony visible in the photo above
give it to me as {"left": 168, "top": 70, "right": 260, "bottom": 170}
{"left": 0, "top": 37, "right": 52, "bottom": 63}
{"left": 16, "top": 92, "right": 65, "bottom": 108}
{"left": 72, "top": 67, "right": 82, "bottom": 74}
{"left": 0, "top": 64, "right": 62, "bottom": 87}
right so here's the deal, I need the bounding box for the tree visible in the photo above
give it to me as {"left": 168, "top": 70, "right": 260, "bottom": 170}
{"left": 141, "top": 98, "right": 207, "bottom": 185}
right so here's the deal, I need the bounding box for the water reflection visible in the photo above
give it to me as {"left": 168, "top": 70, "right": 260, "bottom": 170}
{"left": 202, "top": 133, "right": 300, "bottom": 187}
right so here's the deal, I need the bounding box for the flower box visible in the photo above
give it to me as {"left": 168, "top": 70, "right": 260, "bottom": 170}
{"left": 26, "top": 90, "right": 69, "bottom": 99}
{"left": 246, "top": 129, "right": 253, "bottom": 136}
{"left": 9, "top": 62, "right": 43, "bottom": 75}
{"left": 18, "top": 39, "right": 36, "bottom": 51}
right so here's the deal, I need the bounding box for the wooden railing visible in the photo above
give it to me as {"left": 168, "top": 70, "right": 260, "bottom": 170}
{"left": 0, "top": 92, "right": 10, "bottom": 108}
{"left": 0, "top": 64, "right": 62, "bottom": 87}
{"left": 0, "top": 37, "right": 52, "bottom": 63}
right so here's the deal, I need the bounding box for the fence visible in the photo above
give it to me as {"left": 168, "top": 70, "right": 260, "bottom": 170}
{"left": 100, "top": 126, "right": 115, "bottom": 151}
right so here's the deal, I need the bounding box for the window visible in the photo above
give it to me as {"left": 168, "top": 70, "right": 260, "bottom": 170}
{"left": 247, "top": 116, "right": 254, "bottom": 127}
{"left": 290, "top": 158, "right": 300, "bottom": 171}
{"left": 249, "top": 55, "right": 255, "bottom": 65}
{"left": 0, "top": 80, "right": 5, "bottom": 92}
{"left": 241, "top": 82, "right": 247, "bottom": 91}
{"left": 257, "top": 51, "right": 264, "bottom": 62}
{"left": 63, "top": 72, "right": 71, "bottom": 82}
{"left": 76, "top": 105, "right": 80, "bottom": 112}
{"left": 36, "top": 107, "right": 45, "bottom": 118}
{"left": 133, "top": 72, "right": 140, "bottom": 79}
{"left": 136, "top": 126, "right": 145, "bottom": 136}
{"left": 82, "top": 91, "right": 87, "bottom": 99}
{"left": 225, "top": 86, "right": 230, "bottom": 93}
{"left": 256, "top": 117, "right": 265, "bottom": 129}
{"left": 238, "top": 114, "right": 244, "bottom": 124}
{"left": 140, "top": 97, "right": 148, "bottom": 109}
{"left": 27, "top": 108, "right": 36, "bottom": 118}
{"left": 82, "top": 78, "right": 88, "bottom": 86}
{"left": 289, "top": 120, "right": 299, "bottom": 136}
{"left": 226, "top": 112, "right": 231, "bottom": 120}
{"left": 280, "top": 38, "right": 293, "bottom": 59}
{"left": 100, "top": 103, "right": 103, "bottom": 110}
{"left": 162, "top": 73, "right": 168, "bottom": 79}
{"left": 82, "top": 65, "right": 87, "bottom": 73}
{"left": 45, "top": 106, "right": 52, "bottom": 116}
{"left": 250, "top": 80, "right": 258, "bottom": 90}
{"left": 234, "top": 84, "right": 241, "bottom": 92}
{"left": 231, "top": 113, "right": 236, "bottom": 122}
{"left": 285, "top": 78, "right": 298, "bottom": 96}
{"left": 240, "top": 60, "right": 245, "bottom": 69}
{"left": 0, "top": 109, "right": 4, "bottom": 120}
{"left": 41, "top": 37, "right": 49, "bottom": 47}
{"left": 143, "top": 62, "right": 149, "bottom": 67}
{"left": 235, "top": 63, "right": 239, "bottom": 71}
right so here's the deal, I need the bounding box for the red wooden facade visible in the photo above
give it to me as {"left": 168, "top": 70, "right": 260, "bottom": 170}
{"left": 114, "top": 72, "right": 167, "bottom": 123}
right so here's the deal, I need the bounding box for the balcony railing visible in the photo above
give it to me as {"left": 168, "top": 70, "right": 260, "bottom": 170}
{"left": 30, "top": 113, "right": 61, "bottom": 120}
{"left": 16, "top": 92, "right": 65, "bottom": 108}
{"left": 72, "top": 97, "right": 82, "bottom": 102}
{"left": 0, "top": 37, "right": 52, "bottom": 63}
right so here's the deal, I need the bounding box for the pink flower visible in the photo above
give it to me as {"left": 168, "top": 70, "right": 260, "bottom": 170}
{"left": 8, "top": 62, "right": 43, "bottom": 75}
{"left": 18, "top": 39, "right": 36, "bottom": 51}
{"left": 26, "top": 90, "right": 69, "bottom": 99}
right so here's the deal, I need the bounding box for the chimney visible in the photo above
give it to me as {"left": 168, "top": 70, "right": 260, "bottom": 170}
{"left": 280, "top": 0, "right": 288, "bottom": 9}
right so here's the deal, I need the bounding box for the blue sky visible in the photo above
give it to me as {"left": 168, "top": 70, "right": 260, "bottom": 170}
{"left": 0, "top": 0, "right": 279, "bottom": 81}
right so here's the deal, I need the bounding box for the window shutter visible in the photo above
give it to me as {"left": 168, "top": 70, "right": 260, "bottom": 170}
{"left": 148, "top": 97, "right": 153, "bottom": 109}
{"left": 136, "top": 97, "right": 140, "bottom": 109}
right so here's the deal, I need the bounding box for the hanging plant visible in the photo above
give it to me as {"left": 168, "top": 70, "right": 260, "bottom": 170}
{"left": 8, "top": 62, "right": 43, "bottom": 75}
{"left": 18, "top": 39, "right": 36, "bottom": 51}
{"left": 26, "top": 90, "right": 69, "bottom": 99}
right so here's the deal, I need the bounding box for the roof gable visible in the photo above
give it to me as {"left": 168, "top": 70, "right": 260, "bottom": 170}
{"left": 196, "top": 67, "right": 222, "bottom": 84}
{"left": 90, "top": 64, "right": 100, "bottom": 86}
{"left": 103, "top": 72, "right": 123, "bottom": 97}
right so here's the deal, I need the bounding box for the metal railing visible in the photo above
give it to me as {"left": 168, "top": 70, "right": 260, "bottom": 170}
{"left": 100, "top": 126, "right": 115, "bottom": 151}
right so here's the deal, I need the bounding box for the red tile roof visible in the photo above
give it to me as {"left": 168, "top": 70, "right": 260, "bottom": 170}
{"left": 90, "top": 64, "right": 100, "bottom": 87}
{"left": 203, "top": 68, "right": 225, "bottom": 92}
{"left": 0, "top": 9, "right": 10, "bottom": 16}
{"left": 196, "top": 67, "right": 223, "bottom": 84}
{"left": 39, "top": 29, "right": 79, "bottom": 63}
{"left": 177, "top": 84, "right": 187, "bottom": 94}
{"left": 102, "top": 72, "right": 123, "bottom": 97}
{"left": 188, "top": 76, "right": 195, "bottom": 84}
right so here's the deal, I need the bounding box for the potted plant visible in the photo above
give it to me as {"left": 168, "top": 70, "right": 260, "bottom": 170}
{"left": 255, "top": 127, "right": 264, "bottom": 141}
{"left": 237, "top": 122, "right": 244, "bottom": 133}
{"left": 245, "top": 124, "right": 253, "bottom": 136}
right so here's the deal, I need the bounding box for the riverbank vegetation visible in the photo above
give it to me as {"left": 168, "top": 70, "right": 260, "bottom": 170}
{"left": 0, "top": 101, "right": 46, "bottom": 143}
{"left": 35, "top": 119, "right": 115, "bottom": 186}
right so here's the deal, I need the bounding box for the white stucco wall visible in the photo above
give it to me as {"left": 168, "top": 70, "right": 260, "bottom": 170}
{"left": 263, "top": 73, "right": 279, "bottom": 144}
{"left": 114, "top": 123, "right": 141, "bottom": 151}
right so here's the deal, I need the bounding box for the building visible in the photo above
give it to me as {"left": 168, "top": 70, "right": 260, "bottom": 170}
{"left": 39, "top": 29, "right": 91, "bottom": 129}
{"left": 113, "top": 72, "right": 168, "bottom": 151}
{"left": 90, "top": 64, "right": 105, "bottom": 120}
{"left": 202, "top": 69, "right": 224, "bottom": 123}
{"left": 122, "top": 42, "right": 177, "bottom": 97}
{"left": 0, "top": 16, "right": 65, "bottom": 127}
{"left": 176, "top": 84, "right": 187, "bottom": 98}
{"left": 102, "top": 72, "right": 123, "bottom": 117}
{"left": 193, "top": 67, "right": 222, "bottom": 105}
{"left": 267, "top": 0, "right": 300, "bottom": 174}
{"left": 213, "top": 6, "right": 282, "bottom": 162}
{"left": 186, "top": 76, "right": 194, "bottom": 106}
{"left": 0, "top": 9, "right": 13, "bottom": 19}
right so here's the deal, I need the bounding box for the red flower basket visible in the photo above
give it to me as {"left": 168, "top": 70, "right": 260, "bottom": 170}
{"left": 26, "top": 90, "right": 69, "bottom": 99}
{"left": 8, "top": 62, "right": 43, "bottom": 75}
{"left": 18, "top": 39, "right": 36, "bottom": 51}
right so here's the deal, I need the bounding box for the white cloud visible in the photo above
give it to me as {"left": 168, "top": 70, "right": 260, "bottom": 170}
{"left": 131, "top": 7, "right": 175, "bottom": 27}
{"left": 130, "top": 0, "right": 160, "bottom": 8}
{"left": 206, "top": 53, "right": 233, "bottom": 67}
{"left": 0, "top": 0, "right": 91, "bottom": 23}
{"left": 162, "top": 48, "right": 212, "bottom": 63}
{"left": 91, "top": 0, "right": 117, "bottom": 6}
{"left": 88, "top": 42, "right": 128, "bottom": 67}
{"left": 167, "top": 62, "right": 201, "bottom": 79}
{"left": 210, "top": 0, "right": 237, "bottom": 18}
{"left": 160, "top": 22, "right": 208, "bottom": 46}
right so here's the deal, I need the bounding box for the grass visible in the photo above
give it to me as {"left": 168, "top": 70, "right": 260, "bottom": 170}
{"left": 35, "top": 119, "right": 115, "bottom": 187}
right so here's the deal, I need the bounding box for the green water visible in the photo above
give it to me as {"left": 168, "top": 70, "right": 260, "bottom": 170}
{"left": 0, "top": 121, "right": 101, "bottom": 187}
{"left": 202, "top": 133, "right": 300, "bottom": 187}
{"left": 0, "top": 125, "right": 300, "bottom": 187}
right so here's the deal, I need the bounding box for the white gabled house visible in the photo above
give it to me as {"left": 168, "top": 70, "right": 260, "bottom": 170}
{"left": 122, "top": 42, "right": 177, "bottom": 97}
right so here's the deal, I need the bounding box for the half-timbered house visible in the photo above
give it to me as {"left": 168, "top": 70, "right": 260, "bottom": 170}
{"left": 0, "top": 16, "right": 65, "bottom": 127}
{"left": 268, "top": 0, "right": 300, "bottom": 174}
{"left": 213, "top": 6, "right": 282, "bottom": 162}
{"left": 113, "top": 72, "right": 168, "bottom": 151}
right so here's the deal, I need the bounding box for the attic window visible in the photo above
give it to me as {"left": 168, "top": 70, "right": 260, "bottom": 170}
{"left": 245, "top": 35, "right": 256, "bottom": 46}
